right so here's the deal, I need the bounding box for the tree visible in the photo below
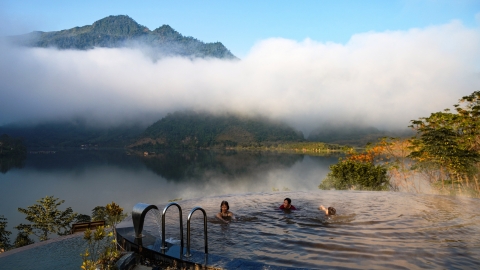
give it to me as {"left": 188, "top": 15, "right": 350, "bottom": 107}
{"left": 105, "top": 202, "right": 127, "bottom": 250}
{"left": 75, "top": 214, "right": 92, "bottom": 223}
{"left": 80, "top": 226, "right": 120, "bottom": 270}
{"left": 16, "top": 196, "right": 78, "bottom": 241}
{"left": 319, "top": 141, "right": 391, "bottom": 191}
{"left": 0, "top": 215, "right": 12, "bottom": 252}
{"left": 80, "top": 202, "right": 127, "bottom": 270}
{"left": 409, "top": 91, "right": 480, "bottom": 194}
{"left": 91, "top": 206, "right": 107, "bottom": 222}
{"left": 13, "top": 224, "right": 34, "bottom": 248}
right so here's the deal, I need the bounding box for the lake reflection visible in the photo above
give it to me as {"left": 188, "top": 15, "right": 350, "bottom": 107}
{"left": 0, "top": 149, "right": 339, "bottom": 231}
{"left": 142, "top": 150, "right": 304, "bottom": 181}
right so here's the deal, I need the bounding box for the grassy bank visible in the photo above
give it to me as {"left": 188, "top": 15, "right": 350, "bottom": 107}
{"left": 230, "top": 142, "right": 357, "bottom": 155}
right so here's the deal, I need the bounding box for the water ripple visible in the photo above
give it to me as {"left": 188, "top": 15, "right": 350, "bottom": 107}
{"left": 122, "top": 190, "right": 480, "bottom": 269}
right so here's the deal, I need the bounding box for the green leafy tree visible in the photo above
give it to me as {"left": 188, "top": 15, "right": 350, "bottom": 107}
{"left": 16, "top": 196, "right": 78, "bottom": 241}
{"left": 13, "top": 224, "right": 34, "bottom": 248}
{"left": 0, "top": 215, "right": 12, "bottom": 252}
{"left": 75, "top": 214, "right": 92, "bottom": 223}
{"left": 91, "top": 206, "right": 107, "bottom": 221}
{"left": 409, "top": 91, "right": 480, "bottom": 193}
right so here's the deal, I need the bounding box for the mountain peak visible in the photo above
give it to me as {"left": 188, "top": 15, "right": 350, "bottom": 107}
{"left": 153, "top": 25, "right": 178, "bottom": 34}
{"left": 91, "top": 15, "right": 148, "bottom": 36}
{"left": 7, "top": 15, "right": 237, "bottom": 59}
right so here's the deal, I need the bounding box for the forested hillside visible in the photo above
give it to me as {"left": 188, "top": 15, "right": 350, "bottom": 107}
{"left": 8, "top": 15, "right": 236, "bottom": 60}
{"left": 0, "top": 134, "right": 26, "bottom": 157}
{"left": 130, "top": 111, "right": 305, "bottom": 149}
{"left": 0, "top": 134, "right": 27, "bottom": 173}
{"left": 0, "top": 120, "right": 144, "bottom": 148}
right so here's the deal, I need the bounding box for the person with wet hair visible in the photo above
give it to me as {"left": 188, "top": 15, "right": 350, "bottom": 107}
{"left": 216, "top": 200, "right": 235, "bottom": 223}
{"left": 279, "top": 197, "right": 297, "bottom": 210}
{"left": 319, "top": 205, "right": 336, "bottom": 215}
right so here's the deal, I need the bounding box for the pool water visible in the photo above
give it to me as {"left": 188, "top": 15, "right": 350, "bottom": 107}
{"left": 0, "top": 233, "right": 87, "bottom": 270}
{"left": 2, "top": 190, "right": 479, "bottom": 269}
{"left": 126, "top": 190, "right": 480, "bottom": 269}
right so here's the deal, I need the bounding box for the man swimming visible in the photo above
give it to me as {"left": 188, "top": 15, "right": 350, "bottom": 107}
{"left": 279, "top": 198, "right": 297, "bottom": 210}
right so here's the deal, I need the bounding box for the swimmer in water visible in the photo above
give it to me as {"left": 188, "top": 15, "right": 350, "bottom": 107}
{"left": 279, "top": 198, "right": 297, "bottom": 210}
{"left": 216, "top": 200, "right": 235, "bottom": 223}
{"left": 319, "top": 205, "right": 336, "bottom": 215}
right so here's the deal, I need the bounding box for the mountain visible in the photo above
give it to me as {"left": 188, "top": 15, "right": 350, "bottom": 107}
{"left": 8, "top": 15, "right": 237, "bottom": 60}
{"left": 0, "top": 112, "right": 305, "bottom": 149}
{"left": 129, "top": 111, "right": 305, "bottom": 149}
{"left": 0, "top": 119, "right": 145, "bottom": 148}
{"left": 0, "top": 134, "right": 27, "bottom": 173}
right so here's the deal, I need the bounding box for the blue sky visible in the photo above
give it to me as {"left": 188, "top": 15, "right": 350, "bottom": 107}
{"left": 1, "top": 1, "right": 480, "bottom": 132}
{"left": 1, "top": 0, "right": 479, "bottom": 58}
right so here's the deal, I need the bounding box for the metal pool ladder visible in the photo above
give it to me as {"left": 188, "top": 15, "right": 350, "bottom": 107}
{"left": 161, "top": 202, "right": 184, "bottom": 250}
{"left": 185, "top": 206, "right": 208, "bottom": 257}
{"left": 132, "top": 203, "right": 208, "bottom": 257}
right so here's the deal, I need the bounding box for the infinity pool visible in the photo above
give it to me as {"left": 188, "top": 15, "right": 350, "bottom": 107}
{"left": 125, "top": 190, "right": 480, "bottom": 269}
{"left": 2, "top": 190, "right": 479, "bottom": 269}
{"left": 0, "top": 233, "right": 86, "bottom": 270}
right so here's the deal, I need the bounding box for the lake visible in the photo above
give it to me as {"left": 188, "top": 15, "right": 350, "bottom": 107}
{"left": 0, "top": 149, "right": 338, "bottom": 231}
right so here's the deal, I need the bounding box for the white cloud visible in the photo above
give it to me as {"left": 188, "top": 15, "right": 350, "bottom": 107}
{"left": 1, "top": 20, "right": 479, "bottom": 133}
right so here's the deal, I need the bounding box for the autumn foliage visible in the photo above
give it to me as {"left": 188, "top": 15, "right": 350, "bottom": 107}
{"left": 321, "top": 91, "right": 480, "bottom": 197}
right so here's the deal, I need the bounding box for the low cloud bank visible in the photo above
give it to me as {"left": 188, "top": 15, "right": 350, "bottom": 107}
{"left": 1, "top": 20, "right": 479, "bottom": 134}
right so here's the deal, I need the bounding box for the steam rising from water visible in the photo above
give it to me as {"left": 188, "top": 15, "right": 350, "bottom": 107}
{"left": 119, "top": 191, "right": 480, "bottom": 269}
{"left": 1, "top": 20, "right": 479, "bottom": 133}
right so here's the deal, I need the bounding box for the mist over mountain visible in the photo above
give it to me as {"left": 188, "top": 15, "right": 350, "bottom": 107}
{"left": 0, "top": 111, "right": 307, "bottom": 148}
{"left": 131, "top": 111, "right": 305, "bottom": 149}
{"left": 1, "top": 17, "right": 479, "bottom": 147}
{"left": 7, "top": 15, "right": 237, "bottom": 60}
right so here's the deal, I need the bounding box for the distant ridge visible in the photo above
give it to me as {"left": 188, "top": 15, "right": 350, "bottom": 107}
{"left": 8, "top": 15, "right": 237, "bottom": 60}
{"left": 129, "top": 111, "right": 305, "bottom": 149}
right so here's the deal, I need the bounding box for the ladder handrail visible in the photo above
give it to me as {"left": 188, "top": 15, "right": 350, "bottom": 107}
{"left": 132, "top": 203, "right": 159, "bottom": 238}
{"left": 161, "top": 202, "right": 184, "bottom": 250}
{"left": 132, "top": 202, "right": 208, "bottom": 257}
{"left": 186, "top": 206, "right": 208, "bottom": 257}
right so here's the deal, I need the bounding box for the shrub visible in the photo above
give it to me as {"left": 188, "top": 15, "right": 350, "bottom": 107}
{"left": 319, "top": 160, "right": 389, "bottom": 191}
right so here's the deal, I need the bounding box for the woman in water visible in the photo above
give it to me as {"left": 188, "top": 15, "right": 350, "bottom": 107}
{"left": 216, "top": 200, "right": 235, "bottom": 223}
{"left": 319, "top": 205, "right": 336, "bottom": 216}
